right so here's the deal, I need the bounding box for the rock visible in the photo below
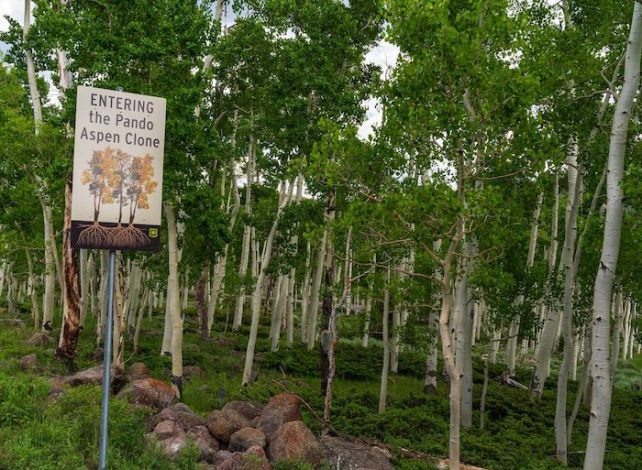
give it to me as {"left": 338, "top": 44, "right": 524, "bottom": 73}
{"left": 206, "top": 409, "right": 250, "bottom": 443}
{"left": 25, "top": 332, "right": 51, "bottom": 346}
{"left": 147, "top": 403, "right": 205, "bottom": 432}
{"left": 268, "top": 421, "right": 320, "bottom": 467}
{"left": 64, "top": 365, "right": 127, "bottom": 393}
{"left": 118, "top": 378, "right": 176, "bottom": 410}
{"left": 320, "top": 435, "right": 394, "bottom": 470}
{"left": 189, "top": 425, "right": 220, "bottom": 463}
{"left": 19, "top": 353, "right": 38, "bottom": 370}
{"left": 216, "top": 446, "right": 271, "bottom": 470}
{"left": 128, "top": 362, "right": 150, "bottom": 381}
{"left": 212, "top": 450, "right": 235, "bottom": 466}
{"left": 154, "top": 420, "right": 182, "bottom": 440}
{"left": 254, "top": 392, "right": 302, "bottom": 439}
{"left": 183, "top": 365, "right": 203, "bottom": 379}
{"left": 0, "top": 319, "right": 24, "bottom": 327}
{"left": 147, "top": 432, "right": 189, "bottom": 458}
{"left": 47, "top": 386, "right": 65, "bottom": 401}
{"left": 216, "top": 452, "right": 244, "bottom": 470}
{"left": 229, "top": 427, "right": 266, "bottom": 452}
{"left": 223, "top": 401, "right": 263, "bottom": 420}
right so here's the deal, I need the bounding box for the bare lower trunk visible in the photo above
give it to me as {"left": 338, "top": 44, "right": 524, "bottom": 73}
{"left": 378, "top": 265, "right": 391, "bottom": 413}
{"left": 531, "top": 175, "right": 561, "bottom": 395}
{"left": 197, "top": 262, "right": 210, "bottom": 339}
{"left": 300, "top": 241, "right": 312, "bottom": 342}
{"left": 555, "top": 142, "right": 582, "bottom": 464}
{"left": 113, "top": 255, "right": 124, "bottom": 368}
{"left": 233, "top": 225, "right": 252, "bottom": 330}
{"left": 610, "top": 292, "right": 624, "bottom": 379}
{"left": 41, "top": 203, "right": 56, "bottom": 332}
{"left": 320, "top": 190, "right": 337, "bottom": 421}
{"left": 96, "top": 250, "right": 108, "bottom": 347}
{"left": 286, "top": 269, "right": 295, "bottom": 347}
{"left": 165, "top": 203, "right": 183, "bottom": 399}
{"left": 306, "top": 231, "right": 327, "bottom": 349}
{"left": 79, "top": 249, "right": 89, "bottom": 327}
{"left": 161, "top": 281, "right": 173, "bottom": 355}
{"left": 56, "top": 180, "right": 81, "bottom": 361}
{"left": 270, "top": 275, "right": 286, "bottom": 351}
{"left": 584, "top": 5, "right": 642, "bottom": 467}
{"left": 362, "top": 296, "right": 372, "bottom": 348}
{"left": 207, "top": 250, "right": 227, "bottom": 331}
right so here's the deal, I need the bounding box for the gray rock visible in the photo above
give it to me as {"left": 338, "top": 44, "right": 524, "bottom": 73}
{"left": 206, "top": 409, "right": 250, "bottom": 443}
{"left": 229, "top": 427, "right": 266, "bottom": 452}
{"left": 320, "top": 435, "right": 394, "bottom": 470}
{"left": 19, "top": 353, "right": 38, "bottom": 370}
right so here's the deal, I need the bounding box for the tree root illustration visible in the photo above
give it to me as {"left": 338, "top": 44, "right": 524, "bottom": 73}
{"left": 77, "top": 222, "right": 112, "bottom": 246}
{"left": 108, "top": 224, "right": 150, "bottom": 248}
{"left": 77, "top": 223, "right": 151, "bottom": 249}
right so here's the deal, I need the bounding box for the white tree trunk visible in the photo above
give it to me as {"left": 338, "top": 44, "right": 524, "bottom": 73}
{"left": 378, "top": 265, "right": 391, "bottom": 413}
{"left": 300, "top": 241, "right": 312, "bottom": 341}
{"left": 165, "top": 203, "right": 183, "bottom": 398}
{"left": 242, "top": 182, "right": 294, "bottom": 384}
{"left": 306, "top": 231, "right": 327, "bottom": 349}
{"left": 584, "top": 4, "right": 642, "bottom": 467}
{"left": 507, "top": 192, "right": 542, "bottom": 375}
{"left": 161, "top": 281, "right": 173, "bottom": 355}
{"left": 531, "top": 175, "right": 561, "bottom": 395}
{"left": 555, "top": 140, "right": 582, "bottom": 464}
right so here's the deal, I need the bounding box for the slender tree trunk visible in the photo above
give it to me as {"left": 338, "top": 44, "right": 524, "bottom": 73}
{"left": 610, "top": 291, "right": 624, "bottom": 381}
{"left": 79, "top": 250, "right": 89, "bottom": 328}
{"left": 507, "top": 192, "right": 542, "bottom": 375}
{"left": 301, "top": 241, "right": 312, "bottom": 341}
{"left": 242, "top": 182, "right": 294, "bottom": 385}
{"left": 197, "top": 262, "right": 210, "bottom": 339}
{"left": 555, "top": 141, "right": 582, "bottom": 464}
{"left": 161, "top": 281, "right": 173, "bottom": 355}
{"left": 165, "top": 203, "right": 183, "bottom": 398}
{"left": 584, "top": 5, "right": 642, "bottom": 467}
{"left": 378, "top": 265, "right": 391, "bottom": 414}
{"left": 112, "top": 255, "right": 124, "bottom": 368}
{"left": 41, "top": 203, "right": 56, "bottom": 331}
{"left": 233, "top": 136, "right": 255, "bottom": 330}
{"left": 270, "top": 275, "right": 286, "bottom": 351}
{"left": 362, "top": 295, "right": 373, "bottom": 348}
{"left": 531, "top": 175, "right": 561, "bottom": 395}
{"left": 56, "top": 179, "right": 82, "bottom": 361}
{"left": 96, "top": 250, "right": 108, "bottom": 347}
{"left": 16, "top": 224, "right": 40, "bottom": 330}
{"left": 286, "top": 271, "right": 295, "bottom": 347}
{"left": 307, "top": 231, "right": 327, "bottom": 349}
{"left": 424, "top": 241, "right": 442, "bottom": 393}
{"left": 320, "top": 189, "right": 337, "bottom": 421}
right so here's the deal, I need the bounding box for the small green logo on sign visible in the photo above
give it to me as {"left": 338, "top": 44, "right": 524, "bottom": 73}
{"left": 149, "top": 228, "right": 159, "bottom": 238}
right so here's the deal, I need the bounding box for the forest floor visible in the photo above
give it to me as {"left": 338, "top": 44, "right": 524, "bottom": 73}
{"left": 1, "top": 302, "right": 642, "bottom": 469}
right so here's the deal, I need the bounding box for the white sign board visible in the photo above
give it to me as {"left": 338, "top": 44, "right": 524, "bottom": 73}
{"left": 71, "top": 86, "right": 166, "bottom": 251}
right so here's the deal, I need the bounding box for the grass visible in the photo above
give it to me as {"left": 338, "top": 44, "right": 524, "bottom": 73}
{"left": 1, "top": 300, "right": 642, "bottom": 469}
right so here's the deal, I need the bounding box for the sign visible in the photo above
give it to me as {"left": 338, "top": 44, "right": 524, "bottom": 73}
{"left": 71, "top": 86, "right": 166, "bottom": 251}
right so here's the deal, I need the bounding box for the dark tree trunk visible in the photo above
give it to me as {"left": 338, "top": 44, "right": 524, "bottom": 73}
{"left": 56, "top": 178, "right": 82, "bottom": 361}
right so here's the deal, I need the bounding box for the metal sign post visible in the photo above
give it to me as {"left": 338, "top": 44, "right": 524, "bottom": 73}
{"left": 98, "top": 250, "right": 116, "bottom": 470}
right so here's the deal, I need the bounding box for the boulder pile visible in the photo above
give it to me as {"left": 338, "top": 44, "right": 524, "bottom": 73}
{"left": 146, "top": 392, "right": 394, "bottom": 469}
{"left": 60, "top": 362, "right": 395, "bottom": 469}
